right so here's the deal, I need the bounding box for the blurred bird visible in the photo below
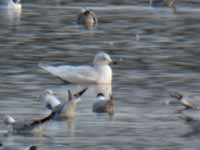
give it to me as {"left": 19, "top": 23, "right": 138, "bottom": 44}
{"left": 39, "top": 52, "right": 113, "bottom": 84}
{"left": 93, "top": 93, "right": 115, "bottom": 116}
{"left": 77, "top": 9, "right": 98, "bottom": 29}
{"left": 149, "top": 0, "right": 176, "bottom": 13}
{"left": 170, "top": 92, "right": 200, "bottom": 112}
{"left": 44, "top": 88, "right": 87, "bottom": 119}
{"left": 0, "top": 0, "right": 22, "bottom": 11}
{"left": 3, "top": 112, "right": 53, "bottom": 134}
{"left": 0, "top": 143, "right": 37, "bottom": 150}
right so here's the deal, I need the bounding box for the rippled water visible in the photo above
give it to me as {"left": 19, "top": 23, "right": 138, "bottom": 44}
{"left": 1, "top": 0, "right": 200, "bottom": 149}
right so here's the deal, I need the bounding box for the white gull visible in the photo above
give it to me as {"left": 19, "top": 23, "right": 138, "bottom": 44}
{"left": 39, "top": 52, "right": 112, "bottom": 84}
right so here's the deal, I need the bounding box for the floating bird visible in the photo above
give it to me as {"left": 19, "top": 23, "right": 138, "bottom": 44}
{"left": 44, "top": 88, "right": 87, "bottom": 119}
{"left": 149, "top": 0, "right": 176, "bottom": 13}
{"left": 3, "top": 112, "right": 53, "bottom": 134}
{"left": 170, "top": 92, "right": 200, "bottom": 112}
{"left": 93, "top": 93, "right": 115, "bottom": 115}
{"left": 77, "top": 9, "right": 98, "bottom": 29}
{"left": 0, "top": 143, "right": 37, "bottom": 150}
{"left": 39, "top": 52, "right": 112, "bottom": 84}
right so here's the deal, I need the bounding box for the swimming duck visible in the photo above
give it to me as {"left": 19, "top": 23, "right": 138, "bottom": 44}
{"left": 0, "top": 143, "right": 37, "bottom": 150}
{"left": 77, "top": 9, "right": 98, "bottom": 29}
{"left": 3, "top": 112, "right": 53, "bottom": 134}
{"left": 93, "top": 93, "right": 115, "bottom": 115}
{"left": 39, "top": 52, "right": 112, "bottom": 84}
{"left": 170, "top": 92, "right": 200, "bottom": 112}
{"left": 150, "top": 0, "right": 176, "bottom": 12}
{"left": 44, "top": 88, "right": 87, "bottom": 119}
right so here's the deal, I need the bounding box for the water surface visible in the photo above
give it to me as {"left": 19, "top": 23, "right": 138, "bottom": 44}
{"left": 1, "top": 1, "right": 200, "bottom": 149}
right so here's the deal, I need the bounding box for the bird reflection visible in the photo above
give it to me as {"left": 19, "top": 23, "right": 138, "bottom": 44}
{"left": 179, "top": 115, "right": 200, "bottom": 137}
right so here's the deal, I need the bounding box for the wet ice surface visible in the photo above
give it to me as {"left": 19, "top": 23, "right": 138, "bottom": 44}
{"left": 1, "top": 0, "right": 200, "bottom": 149}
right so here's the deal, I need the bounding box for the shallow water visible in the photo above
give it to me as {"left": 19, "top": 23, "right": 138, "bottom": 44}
{"left": 1, "top": 0, "right": 200, "bottom": 149}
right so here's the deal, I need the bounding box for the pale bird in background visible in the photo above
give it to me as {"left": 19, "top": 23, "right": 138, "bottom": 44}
{"left": 77, "top": 9, "right": 98, "bottom": 29}
{"left": 39, "top": 52, "right": 113, "bottom": 84}
{"left": 44, "top": 88, "right": 87, "bottom": 119}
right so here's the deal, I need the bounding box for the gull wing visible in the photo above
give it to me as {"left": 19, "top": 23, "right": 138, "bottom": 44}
{"left": 185, "top": 95, "right": 200, "bottom": 109}
{"left": 39, "top": 64, "right": 97, "bottom": 83}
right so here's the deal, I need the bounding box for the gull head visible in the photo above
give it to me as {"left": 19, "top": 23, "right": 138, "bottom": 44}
{"left": 44, "top": 89, "right": 61, "bottom": 110}
{"left": 45, "top": 89, "right": 54, "bottom": 95}
{"left": 94, "top": 52, "right": 112, "bottom": 66}
{"left": 4, "top": 115, "right": 16, "bottom": 125}
{"left": 170, "top": 92, "right": 183, "bottom": 100}
{"left": 80, "top": 8, "right": 93, "bottom": 16}
{"left": 83, "top": 10, "right": 93, "bottom": 17}
{"left": 80, "top": 8, "right": 87, "bottom": 13}
{"left": 96, "top": 93, "right": 106, "bottom": 101}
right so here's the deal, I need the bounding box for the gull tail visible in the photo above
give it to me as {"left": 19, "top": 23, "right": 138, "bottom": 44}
{"left": 38, "top": 63, "right": 61, "bottom": 78}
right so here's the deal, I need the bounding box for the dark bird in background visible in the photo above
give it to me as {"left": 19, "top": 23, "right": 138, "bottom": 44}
{"left": 93, "top": 93, "right": 115, "bottom": 116}
{"left": 77, "top": 9, "right": 98, "bottom": 29}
